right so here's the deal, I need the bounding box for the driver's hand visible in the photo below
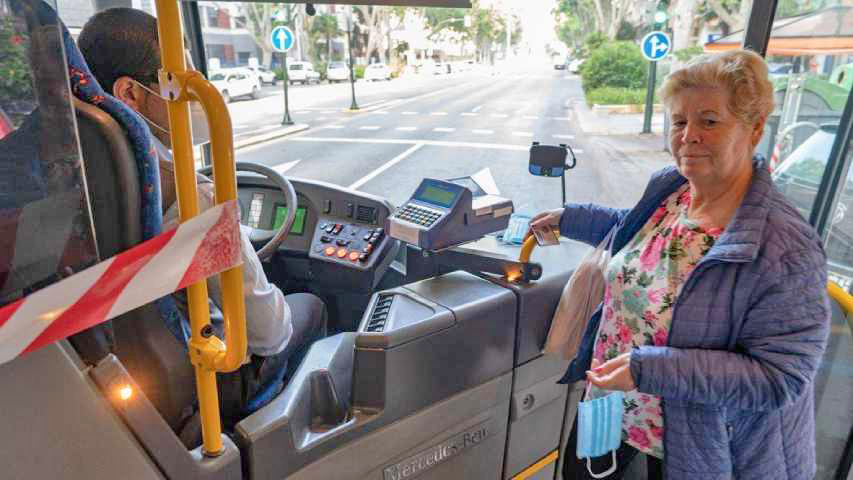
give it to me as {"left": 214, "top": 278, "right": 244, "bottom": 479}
{"left": 525, "top": 208, "right": 564, "bottom": 242}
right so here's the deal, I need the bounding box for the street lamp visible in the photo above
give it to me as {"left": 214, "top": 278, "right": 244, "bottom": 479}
{"left": 347, "top": 6, "right": 359, "bottom": 110}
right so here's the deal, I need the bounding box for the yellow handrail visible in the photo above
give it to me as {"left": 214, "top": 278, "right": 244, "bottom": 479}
{"left": 154, "top": 0, "right": 247, "bottom": 457}
{"left": 827, "top": 281, "right": 853, "bottom": 337}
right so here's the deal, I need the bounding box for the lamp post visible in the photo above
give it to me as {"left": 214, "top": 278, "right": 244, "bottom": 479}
{"left": 347, "top": 6, "right": 359, "bottom": 110}
{"left": 277, "top": 5, "right": 294, "bottom": 125}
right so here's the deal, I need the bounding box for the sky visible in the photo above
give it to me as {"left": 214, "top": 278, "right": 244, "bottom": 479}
{"left": 514, "top": 0, "right": 561, "bottom": 57}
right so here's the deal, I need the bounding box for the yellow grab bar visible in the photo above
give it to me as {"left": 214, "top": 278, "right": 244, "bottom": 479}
{"left": 828, "top": 281, "right": 853, "bottom": 316}
{"left": 154, "top": 0, "right": 247, "bottom": 456}
{"left": 519, "top": 236, "right": 537, "bottom": 264}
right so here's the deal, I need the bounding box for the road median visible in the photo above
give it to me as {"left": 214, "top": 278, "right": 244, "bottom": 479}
{"left": 234, "top": 123, "right": 310, "bottom": 151}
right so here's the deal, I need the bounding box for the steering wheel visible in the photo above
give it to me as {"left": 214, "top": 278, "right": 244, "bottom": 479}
{"left": 198, "top": 161, "right": 297, "bottom": 261}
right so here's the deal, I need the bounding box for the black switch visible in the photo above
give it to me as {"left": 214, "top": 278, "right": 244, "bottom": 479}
{"left": 336, "top": 239, "right": 350, "bottom": 247}
{"left": 347, "top": 203, "right": 354, "bottom": 218}
{"left": 323, "top": 200, "right": 332, "bottom": 214}
{"left": 320, "top": 236, "right": 332, "bottom": 243}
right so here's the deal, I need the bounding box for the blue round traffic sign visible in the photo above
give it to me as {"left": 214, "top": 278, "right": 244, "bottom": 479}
{"left": 641, "top": 31, "right": 671, "bottom": 61}
{"left": 271, "top": 26, "right": 294, "bottom": 53}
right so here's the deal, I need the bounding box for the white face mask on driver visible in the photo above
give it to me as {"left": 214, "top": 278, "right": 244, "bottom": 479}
{"left": 130, "top": 78, "right": 211, "bottom": 147}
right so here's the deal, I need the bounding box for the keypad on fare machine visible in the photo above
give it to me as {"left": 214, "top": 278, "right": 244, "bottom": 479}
{"left": 394, "top": 203, "right": 442, "bottom": 227}
{"left": 315, "top": 221, "right": 384, "bottom": 264}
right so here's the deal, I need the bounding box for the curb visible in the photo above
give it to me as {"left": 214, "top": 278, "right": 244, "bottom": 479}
{"left": 234, "top": 124, "right": 310, "bottom": 151}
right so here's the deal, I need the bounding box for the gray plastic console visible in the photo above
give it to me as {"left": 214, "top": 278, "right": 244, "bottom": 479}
{"left": 235, "top": 272, "right": 517, "bottom": 479}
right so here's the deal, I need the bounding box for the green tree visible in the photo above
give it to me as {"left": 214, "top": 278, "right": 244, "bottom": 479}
{"left": 0, "top": 15, "right": 31, "bottom": 111}
{"left": 310, "top": 13, "right": 340, "bottom": 61}
{"left": 580, "top": 41, "right": 646, "bottom": 92}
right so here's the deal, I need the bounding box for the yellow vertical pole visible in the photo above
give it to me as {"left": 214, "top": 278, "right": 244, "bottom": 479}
{"left": 153, "top": 0, "right": 222, "bottom": 456}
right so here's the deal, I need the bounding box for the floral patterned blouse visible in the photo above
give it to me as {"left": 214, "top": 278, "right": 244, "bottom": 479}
{"left": 587, "top": 184, "right": 723, "bottom": 459}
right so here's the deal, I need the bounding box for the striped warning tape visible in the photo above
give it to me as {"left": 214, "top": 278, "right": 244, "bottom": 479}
{"left": 0, "top": 200, "right": 241, "bottom": 365}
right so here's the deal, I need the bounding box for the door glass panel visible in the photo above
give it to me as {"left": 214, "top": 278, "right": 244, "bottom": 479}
{"left": 0, "top": 0, "right": 98, "bottom": 306}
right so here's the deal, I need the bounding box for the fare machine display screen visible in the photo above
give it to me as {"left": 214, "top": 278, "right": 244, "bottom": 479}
{"left": 388, "top": 178, "right": 513, "bottom": 251}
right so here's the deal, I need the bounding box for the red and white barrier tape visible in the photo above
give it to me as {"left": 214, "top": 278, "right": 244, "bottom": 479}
{"left": 0, "top": 200, "right": 241, "bottom": 365}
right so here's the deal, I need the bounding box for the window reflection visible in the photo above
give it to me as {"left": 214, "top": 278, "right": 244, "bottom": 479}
{"left": 0, "top": 0, "right": 97, "bottom": 305}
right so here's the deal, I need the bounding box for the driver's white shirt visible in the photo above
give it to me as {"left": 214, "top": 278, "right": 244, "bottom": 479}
{"left": 154, "top": 138, "right": 293, "bottom": 357}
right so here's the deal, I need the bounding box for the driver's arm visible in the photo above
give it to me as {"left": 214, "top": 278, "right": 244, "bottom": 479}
{"left": 198, "top": 183, "right": 294, "bottom": 357}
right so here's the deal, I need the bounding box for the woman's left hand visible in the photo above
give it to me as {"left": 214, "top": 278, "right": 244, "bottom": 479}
{"left": 586, "top": 352, "right": 636, "bottom": 391}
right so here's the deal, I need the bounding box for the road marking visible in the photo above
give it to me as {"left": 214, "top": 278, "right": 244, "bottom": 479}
{"left": 551, "top": 117, "right": 571, "bottom": 121}
{"left": 290, "top": 136, "right": 528, "bottom": 152}
{"left": 321, "top": 125, "right": 345, "bottom": 129}
{"left": 434, "top": 127, "right": 455, "bottom": 132}
{"left": 472, "top": 129, "right": 494, "bottom": 134}
{"left": 316, "top": 117, "right": 328, "bottom": 121}
{"left": 348, "top": 143, "right": 424, "bottom": 190}
{"left": 572, "top": 149, "right": 584, "bottom": 154}
{"left": 471, "top": 105, "right": 483, "bottom": 113}
{"left": 396, "top": 127, "right": 417, "bottom": 131}
{"left": 460, "top": 112, "right": 478, "bottom": 116}
{"left": 523, "top": 115, "right": 539, "bottom": 120}
{"left": 430, "top": 112, "right": 448, "bottom": 116}
{"left": 491, "top": 113, "right": 509, "bottom": 118}
{"left": 402, "top": 111, "right": 418, "bottom": 115}
{"left": 271, "top": 159, "right": 301, "bottom": 174}
{"left": 512, "top": 132, "right": 534, "bottom": 137}
{"left": 359, "top": 126, "right": 381, "bottom": 130}
{"left": 321, "top": 110, "right": 337, "bottom": 114}
{"left": 372, "top": 111, "right": 390, "bottom": 115}
{"left": 553, "top": 134, "right": 575, "bottom": 140}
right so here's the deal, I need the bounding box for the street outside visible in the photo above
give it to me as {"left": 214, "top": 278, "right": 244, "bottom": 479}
{"left": 224, "top": 65, "right": 670, "bottom": 220}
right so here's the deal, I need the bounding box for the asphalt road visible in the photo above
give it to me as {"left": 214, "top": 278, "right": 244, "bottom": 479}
{"left": 231, "top": 67, "right": 670, "bottom": 219}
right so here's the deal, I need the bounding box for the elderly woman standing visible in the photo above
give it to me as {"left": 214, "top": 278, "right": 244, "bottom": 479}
{"left": 531, "top": 49, "right": 829, "bottom": 480}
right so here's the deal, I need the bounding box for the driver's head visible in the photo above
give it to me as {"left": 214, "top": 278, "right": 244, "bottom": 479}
{"left": 78, "top": 8, "right": 170, "bottom": 145}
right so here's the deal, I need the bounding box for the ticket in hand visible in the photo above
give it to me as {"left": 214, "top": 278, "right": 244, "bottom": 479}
{"left": 533, "top": 226, "right": 560, "bottom": 246}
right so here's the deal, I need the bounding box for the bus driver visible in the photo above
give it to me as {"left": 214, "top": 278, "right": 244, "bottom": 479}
{"left": 78, "top": 8, "right": 326, "bottom": 439}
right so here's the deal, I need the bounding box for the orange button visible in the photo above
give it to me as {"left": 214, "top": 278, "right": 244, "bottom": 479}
{"left": 349, "top": 251, "right": 360, "bottom": 261}
{"left": 324, "top": 246, "right": 336, "bottom": 256}
{"left": 336, "top": 248, "right": 348, "bottom": 258}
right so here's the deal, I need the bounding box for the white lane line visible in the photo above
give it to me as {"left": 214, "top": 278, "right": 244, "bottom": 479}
{"left": 572, "top": 149, "right": 585, "bottom": 154}
{"left": 291, "top": 136, "right": 529, "bottom": 152}
{"left": 321, "top": 125, "right": 345, "bottom": 129}
{"left": 472, "top": 129, "right": 494, "bottom": 134}
{"left": 523, "top": 115, "right": 540, "bottom": 120}
{"left": 553, "top": 134, "right": 575, "bottom": 140}
{"left": 434, "top": 127, "right": 455, "bottom": 132}
{"left": 348, "top": 143, "right": 424, "bottom": 190}
{"left": 552, "top": 117, "right": 571, "bottom": 121}
{"left": 401, "top": 111, "right": 418, "bottom": 115}
{"left": 372, "top": 111, "right": 390, "bottom": 115}
{"left": 396, "top": 127, "right": 417, "bottom": 131}
{"left": 359, "top": 126, "right": 381, "bottom": 130}
{"left": 512, "top": 132, "right": 534, "bottom": 137}
{"left": 271, "top": 159, "right": 301, "bottom": 174}
{"left": 491, "top": 113, "right": 509, "bottom": 118}
{"left": 471, "top": 105, "right": 483, "bottom": 113}
{"left": 430, "top": 112, "right": 448, "bottom": 116}
{"left": 460, "top": 112, "right": 478, "bottom": 116}
{"left": 293, "top": 111, "right": 310, "bottom": 114}
{"left": 321, "top": 110, "right": 338, "bottom": 114}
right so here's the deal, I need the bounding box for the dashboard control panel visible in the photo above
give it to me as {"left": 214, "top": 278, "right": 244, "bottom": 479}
{"left": 308, "top": 220, "right": 387, "bottom": 270}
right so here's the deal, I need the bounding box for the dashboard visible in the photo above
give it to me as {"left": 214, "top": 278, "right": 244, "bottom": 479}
{"left": 236, "top": 173, "right": 399, "bottom": 292}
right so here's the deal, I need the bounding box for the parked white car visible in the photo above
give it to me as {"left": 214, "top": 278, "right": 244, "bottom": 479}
{"left": 209, "top": 69, "right": 259, "bottom": 103}
{"left": 568, "top": 58, "right": 585, "bottom": 74}
{"left": 287, "top": 61, "right": 320, "bottom": 85}
{"left": 364, "top": 63, "right": 391, "bottom": 81}
{"left": 246, "top": 66, "right": 276, "bottom": 85}
{"left": 326, "top": 61, "right": 350, "bottom": 83}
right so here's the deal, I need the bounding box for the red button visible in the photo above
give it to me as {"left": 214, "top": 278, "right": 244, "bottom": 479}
{"left": 324, "top": 246, "right": 336, "bottom": 256}
{"left": 348, "top": 251, "right": 360, "bottom": 261}
{"left": 336, "top": 248, "right": 348, "bottom": 258}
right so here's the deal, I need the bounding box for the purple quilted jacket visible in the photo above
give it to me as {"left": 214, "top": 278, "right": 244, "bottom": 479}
{"left": 559, "top": 159, "right": 830, "bottom": 479}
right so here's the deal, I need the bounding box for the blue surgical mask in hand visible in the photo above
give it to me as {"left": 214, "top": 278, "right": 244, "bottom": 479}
{"left": 576, "top": 391, "right": 625, "bottom": 478}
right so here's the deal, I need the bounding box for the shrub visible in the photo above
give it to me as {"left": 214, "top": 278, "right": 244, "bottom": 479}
{"left": 355, "top": 65, "right": 365, "bottom": 79}
{"left": 586, "top": 87, "right": 657, "bottom": 105}
{"left": 581, "top": 41, "right": 646, "bottom": 92}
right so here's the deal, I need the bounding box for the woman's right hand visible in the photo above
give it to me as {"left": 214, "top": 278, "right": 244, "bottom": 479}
{"left": 525, "top": 208, "right": 564, "bottom": 241}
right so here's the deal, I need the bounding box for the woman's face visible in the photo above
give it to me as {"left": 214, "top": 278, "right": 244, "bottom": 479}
{"left": 669, "top": 86, "right": 764, "bottom": 186}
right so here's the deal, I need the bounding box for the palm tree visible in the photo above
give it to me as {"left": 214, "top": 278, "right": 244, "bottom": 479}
{"left": 310, "top": 14, "right": 340, "bottom": 61}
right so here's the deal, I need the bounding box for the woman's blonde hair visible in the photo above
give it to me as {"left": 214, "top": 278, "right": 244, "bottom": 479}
{"left": 660, "top": 49, "right": 774, "bottom": 126}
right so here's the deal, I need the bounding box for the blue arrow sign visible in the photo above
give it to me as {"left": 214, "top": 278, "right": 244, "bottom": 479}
{"left": 641, "top": 31, "right": 671, "bottom": 61}
{"left": 271, "top": 26, "right": 294, "bottom": 53}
